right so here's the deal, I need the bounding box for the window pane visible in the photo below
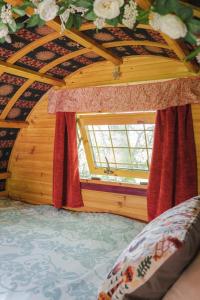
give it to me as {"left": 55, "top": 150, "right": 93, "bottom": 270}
{"left": 93, "top": 125, "right": 109, "bottom": 130}
{"left": 111, "top": 131, "right": 128, "bottom": 147}
{"left": 126, "top": 124, "right": 144, "bottom": 130}
{"left": 145, "top": 124, "right": 154, "bottom": 130}
{"left": 148, "top": 148, "right": 153, "bottom": 162}
{"left": 116, "top": 164, "right": 133, "bottom": 169}
{"left": 114, "top": 148, "right": 131, "bottom": 164}
{"left": 109, "top": 125, "right": 125, "bottom": 130}
{"left": 92, "top": 147, "right": 99, "bottom": 162}
{"left": 128, "top": 131, "right": 146, "bottom": 148}
{"left": 99, "top": 147, "right": 115, "bottom": 163}
{"left": 146, "top": 131, "right": 154, "bottom": 148}
{"left": 88, "top": 130, "right": 96, "bottom": 146}
{"left": 130, "top": 149, "right": 148, "bottom": 170}
{"left": 94, "top": 131, "right": 111, "bottom": 147}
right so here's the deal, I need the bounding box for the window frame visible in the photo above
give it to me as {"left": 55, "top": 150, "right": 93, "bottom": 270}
{"left": 77, "top": 112, "right": 156, "bottom": 180}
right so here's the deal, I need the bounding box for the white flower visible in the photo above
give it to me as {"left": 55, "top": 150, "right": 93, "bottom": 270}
{"left": 94, "top": 0, "right": 122, "bottom": 20}
{"left": 149, "top": 12, "right": 161, "bottom": 31}
{"left": 94, "top": 17, "right": 105, "bottom": 29}
{"left": 0, "top": 24, "right": 9, "bottom": 38}
{"left": 1, "top": 4, "right": 13, "bottom": 25}
{"left": 150, "top": 12, "right": 187, "bottom": 40}
{"left": 122, "top": 1, "right": 138, "bottom": 29}
{"left": 118, "top": 0, "right": 124, "bottom": 7}
{"left": 37, "top": 0, "right": 59, "bottom": 21}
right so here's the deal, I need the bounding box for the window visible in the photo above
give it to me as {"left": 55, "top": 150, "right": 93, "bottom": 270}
{"left": 77, "top": 112, "right": 155, "bottom": 184}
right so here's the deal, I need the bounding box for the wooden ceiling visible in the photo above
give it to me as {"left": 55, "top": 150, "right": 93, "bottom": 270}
{"left": 0, "top": 0, "right": 199, "bottom": 194}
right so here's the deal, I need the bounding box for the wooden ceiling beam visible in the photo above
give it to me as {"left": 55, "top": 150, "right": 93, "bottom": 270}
{"left": 5, "top": 0, "right": 122, "bottom": 66}
{"left": 0, "top": 79, "right": 34, "bottom": 120}
{"left": 39, "top": 48, "right": 90, "bottom": 74}
{"left": 161, "top": 34, "right": 199, "bottom": 73}
{"left": 8, "top": 32, "right": 61, "bottom": 64}
{"left": 0, "top": 49, "right": 90, "bottom": 120}
{"left": 0, "top": 61, "right": 65, "bottom": 86}
{"left": 47, "top": 20, "right": 123, "bottom": 66}
{"left": 103, "top": 40, "right": 171, "bottom": 49}
{"left": 0, "top": 120, "right": 28, "bottom": 128}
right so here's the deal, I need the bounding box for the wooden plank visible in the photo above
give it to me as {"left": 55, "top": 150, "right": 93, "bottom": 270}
{"left": 65, "top": 56, "right": 193, "bottom": 88}
{"left": 0, "top": 191, "right": 8, "bottom": 197}
{"left": 103, "top": 40, "right": 171, "bottom": 50}
{"left": 0, "top": 61, "right": 64, "bottom": 86}
{"left": 161, "top": 35, "right": 199, "bottom": 73}
{"left": 40, "top": 48, "right": 90, "bottom": 74}
{"left": 0, "top": 120, "right": 28, "bottom": 128}
{"left": 0, "top": 79, "right": 34, "bottom": 120}
{"left": 7, "top": 32, "right": 61, "bottom": 64}
{"left": 47, "top": 20, "right": 122, "bottom": 66}
{"left": 0, "top": 172, "right": 10, "bottom": 180}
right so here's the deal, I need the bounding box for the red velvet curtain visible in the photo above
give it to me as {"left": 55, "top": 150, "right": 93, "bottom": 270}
{"left": 53, "top": 112, "right": 83, "bottom": 208}
{"left": 147, "top": 104, "right": 198, "bottom": 221}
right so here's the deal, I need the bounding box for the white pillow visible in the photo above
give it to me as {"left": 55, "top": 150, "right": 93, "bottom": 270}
{"left": 163, "top": 251, "right": 200, "bottom": 300}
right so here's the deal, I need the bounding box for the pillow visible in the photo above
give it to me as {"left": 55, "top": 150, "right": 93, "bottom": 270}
{"left": 98, "top": 196, "right": 200, "bottom": 300}
{"left": 163, "top": 251, "right": 200, "bottom": 300}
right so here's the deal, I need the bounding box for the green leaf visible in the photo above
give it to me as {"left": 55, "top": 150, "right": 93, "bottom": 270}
{"left": 184, "top": 31, "right": 198, "bottom": 44}
{"left": 185, "top": 46, "right": 200, "bottom": 61}
{"left": 65, "top": 13, "right": 74, "bottom": 29}
{"left": 73, "top": 14, "right": 83, "bottom": 29}
{"left": 16, "top": 22, "right": 24, "bottom": 30}
{"left": 187, "top": 19, "right": 200, "bottom": 34}
{"left": 137, "top": 9, "right": 150, "bottom": 23}
{"left": 12, "top": 7, "right": 26, "bottom": 17}
{"left": 177, "top": 6, "right": 193, "bottom": 22}
{"left": 0, "top": 37, "right": 5, "bottom": 44}
{"left": 153, "top": 0, "right": 171, "bottom": 15}
{"left": 8, "top": 20, "right": 17, "bottom": 32}
{"left": 106, "top": 17, "right": 119, "bottom": 26}
{"left": 73, "top": 0, "right": 93, "bottom": 9}
{"left": 26, "top": 14, "right": 41, "bottom": 28}
{"left": 0, "top": 21, "right": 5, "bottom": 29}
{"left": 84, "top": 10, "right": 97, "bottom": 21}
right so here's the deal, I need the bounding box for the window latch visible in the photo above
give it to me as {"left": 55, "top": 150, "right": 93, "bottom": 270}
{"left": 104, "top": 156, "right": 114, "bottom": 175}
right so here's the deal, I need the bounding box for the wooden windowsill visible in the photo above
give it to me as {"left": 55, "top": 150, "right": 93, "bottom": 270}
{"left": 80, "top": 178, "right": 148, "bottom": 190}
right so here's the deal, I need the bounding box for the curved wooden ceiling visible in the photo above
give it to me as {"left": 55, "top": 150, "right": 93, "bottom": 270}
{"left": 0, "top": 0, "right": 199, "bottom": 194}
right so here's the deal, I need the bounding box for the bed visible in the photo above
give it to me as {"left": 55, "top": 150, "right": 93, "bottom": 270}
{"left": 0, "top": 199, "right": 145, "bottom": 300}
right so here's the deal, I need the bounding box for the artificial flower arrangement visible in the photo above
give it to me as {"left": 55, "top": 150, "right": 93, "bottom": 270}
{"left": 0, "top": 0, "right": 199, "bottom": 62}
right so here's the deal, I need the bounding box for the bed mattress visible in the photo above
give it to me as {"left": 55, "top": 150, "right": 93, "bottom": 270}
{"left": 0, "top": 199, "right": 145, "bottom": 300}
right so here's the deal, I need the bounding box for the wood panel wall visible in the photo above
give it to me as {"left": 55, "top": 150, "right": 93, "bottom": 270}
{"left": 6, "top": 98, "right": 200, "bottom": 222}
{"left": 7, "top": 96, "right": 148, "bottom": 221}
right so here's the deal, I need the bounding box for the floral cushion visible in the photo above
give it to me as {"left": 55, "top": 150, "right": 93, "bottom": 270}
{"left": 98, "top": 196, "right": 200, "bottom": 300}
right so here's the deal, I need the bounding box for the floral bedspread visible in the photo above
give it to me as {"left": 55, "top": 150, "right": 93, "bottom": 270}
{"left": 0, "top": 199, "right": 144, "bottom": 300}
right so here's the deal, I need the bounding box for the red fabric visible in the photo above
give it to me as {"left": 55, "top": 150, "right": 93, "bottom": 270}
{"left": 53, "top": 112, "right": 83, "bottom": 208}
{"left": 147, "top": 104, "right": 198, "bottom": 221}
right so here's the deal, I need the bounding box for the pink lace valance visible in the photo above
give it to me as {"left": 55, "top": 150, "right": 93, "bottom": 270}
{"left": 48, "top": 77, "right": 200, "bottom": 113}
